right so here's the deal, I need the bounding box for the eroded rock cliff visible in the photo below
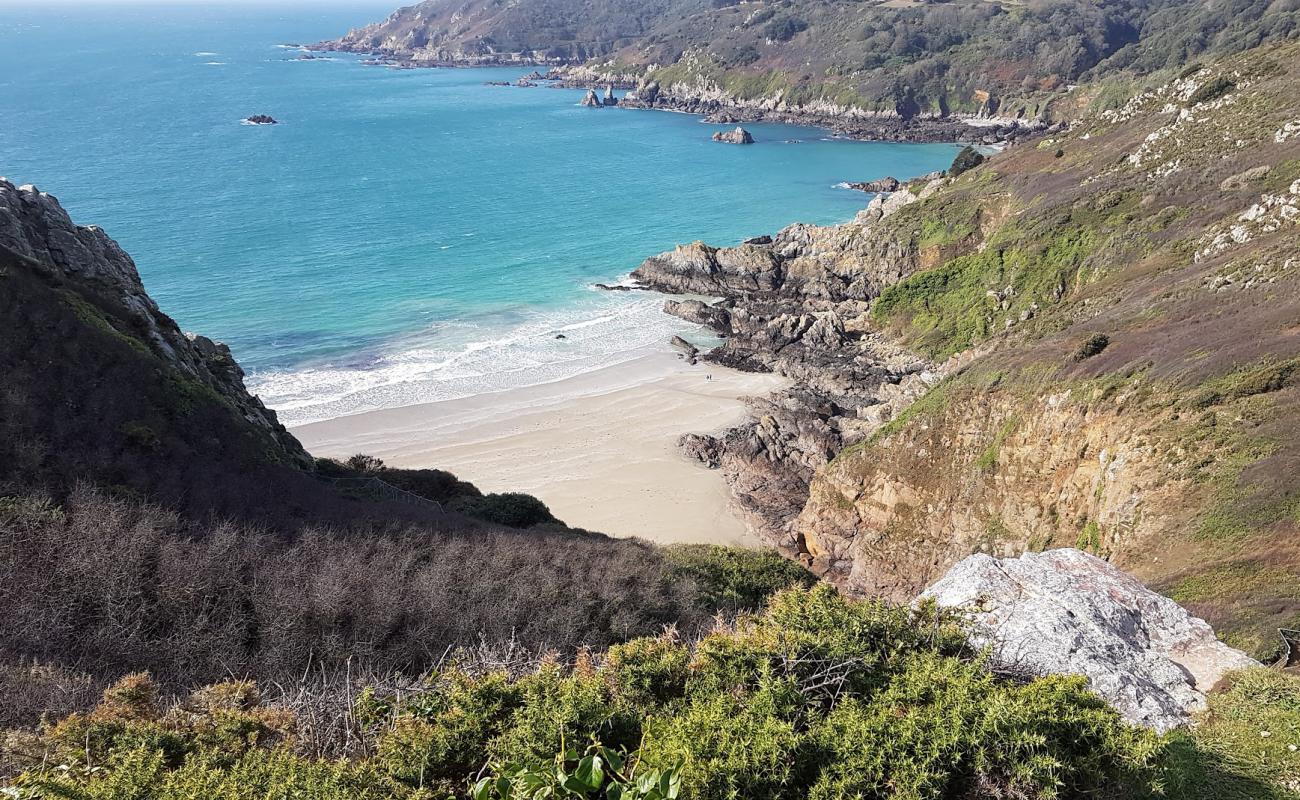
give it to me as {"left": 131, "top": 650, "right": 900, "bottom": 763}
{"left": 640, "top": 43, "right": 1300, "bottom": 660}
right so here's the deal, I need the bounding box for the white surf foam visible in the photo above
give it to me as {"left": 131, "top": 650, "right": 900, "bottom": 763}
{"left": 249, "top": 291, "right": 704, "bottom": 426}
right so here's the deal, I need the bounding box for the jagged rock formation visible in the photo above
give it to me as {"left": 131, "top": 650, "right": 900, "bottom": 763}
{"left": 0, "top": 179, "right": 324, "bottom": 524}
{"left": 580, "top": 88, "right": 603, "bottom": 107}
{"left": 243, "top": 115, "right": 278, "bottom": 125}
{"left": 845, "top": 177, "right": 899, "bottom": 193}
{"left": 620, "top": 79, "right": 1034, "bottom": 143}
{"left": 792, "top": 48, "right": 1300, "bottom": 661}
{"left": 920, "top": 549, "right": 1258, "bottom": 732}
{"left": 711, "top": 126, "right": 753, "bottom": 145}
{"left": 631, "top": 174, "right": 958, "bottom": 552}
{"left": 0, "top": 179, "right": 306, "bottom": 466}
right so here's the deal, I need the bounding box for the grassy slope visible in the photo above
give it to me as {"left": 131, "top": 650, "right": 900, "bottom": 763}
{"left": 807, "top": 41, "right": 1300, "bottom": 658}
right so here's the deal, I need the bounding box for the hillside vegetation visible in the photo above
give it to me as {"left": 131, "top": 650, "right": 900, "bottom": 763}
{"left": 793, "top": 39, "right": 1300, "bottom": 660}
{"left": 327, "top": 0, "right": 1299, "bottom": 118}
{"left": 5, "top": 587, "right": 1297, "bottom": 799}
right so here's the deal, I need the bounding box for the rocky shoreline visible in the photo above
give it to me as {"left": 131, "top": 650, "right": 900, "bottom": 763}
{"left": 305, "top": 42, "right": 1040, "bottom": 145}
{"left": 621, "top": 177, "right": 973, "bottom": 555}
{"left": 538, "top": 68, "right": 1040, "bottom": 145}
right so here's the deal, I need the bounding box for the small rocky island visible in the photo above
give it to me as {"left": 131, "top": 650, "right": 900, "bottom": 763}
{"left": 712, "top": 126, "right": 754, "bottom": 145}
{"left": 243, "top": 115, "right": 279, "bottom": 125}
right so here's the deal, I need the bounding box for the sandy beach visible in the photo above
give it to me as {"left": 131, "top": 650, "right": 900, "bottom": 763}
{"left": 291, "top": 349, "right": 788, "bottom": 546}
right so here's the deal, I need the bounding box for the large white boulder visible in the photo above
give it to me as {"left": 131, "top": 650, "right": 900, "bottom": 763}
{"left": 919, "top": 548, "right": 1258, "bottom": 732}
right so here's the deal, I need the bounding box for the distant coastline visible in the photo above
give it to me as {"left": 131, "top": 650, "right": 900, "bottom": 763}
{"left": 301, "top": 42, "right": 1041, "bottom": 146}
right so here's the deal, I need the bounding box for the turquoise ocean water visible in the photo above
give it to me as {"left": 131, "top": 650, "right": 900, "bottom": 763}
{"left": 0, "top": 2, "right": 960, "bottom": 424}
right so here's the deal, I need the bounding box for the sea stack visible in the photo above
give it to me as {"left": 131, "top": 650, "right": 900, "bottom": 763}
{"left": 712, "top": 126, "right": 754, "bottom": 145}
{"left": 602, "top": 86, "right": 618, "bottom": 106}
{"left": 580, "top": 89, "right": 603, "bottom": 107}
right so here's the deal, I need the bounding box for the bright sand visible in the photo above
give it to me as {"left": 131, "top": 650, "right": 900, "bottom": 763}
{"left": 290, "top": 350, "right": 789, "bottom": 546}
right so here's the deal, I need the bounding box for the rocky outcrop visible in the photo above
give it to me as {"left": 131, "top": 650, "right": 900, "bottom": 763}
{"left": 621, "top": 78, "right": 1041, "bottom": 144}
{"left": 844, "top": 177, "right": 899, "bottom": 193}
{"left": 631, "top": 175, "right": 956, "bottom": 550}
{"left": 712, "top": 127, "right": 754, "bottom": 145}
{"left": 580, "top": 89, "right": 603, "bottom": 107}
{"left": 669, "top": 335, "right": 699, "bottom": 363}
{"left": 919, "top": 549, "right": 1259, "bottom": 732}
{"left": 244, "top": 115, "right": 278, "bottom": 125}
{"left": 0, "top": 178, "right": 309, "bottom": 467}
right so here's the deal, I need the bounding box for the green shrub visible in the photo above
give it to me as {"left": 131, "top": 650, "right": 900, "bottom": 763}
{"left": 381, "top": 467, "right": 482, "bottom": 503}
{"left": 809, "top": 657, "right": 1159, "bottom": 800}
{"left": 662, "top": 545, "right": 815, "bottom": 612}
{"left": 375, "top": 671, "right": 521, "bottom": 793}
{"left": 450, "top": 493, "right": 559, "bottom": 528}
{"left": 639, "top": 674, "right": 802, "bottom": 800}
{"left": 1187, "top": 75, "right": 1235, "bottom": 106}
{"left": 345, "top": 453, "right": 386, "bottom": 474}
{"left": 1074, "top": 333, "right": 1111, "bottom": 361}
{"left": 490, "top": 664, "right": 637, "bottom": 763}
{"left": 948, "top": 146, "right": 985, "bottom": 177}
{"left": 604, "top": 636, "right": 691, "bottom": 707}
{"left": 762, "top": 16, "right": 807, "bottom": 42}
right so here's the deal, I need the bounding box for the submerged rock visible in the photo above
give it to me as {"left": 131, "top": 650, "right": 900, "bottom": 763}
{"left": 244, "top": 114, "right": 278, "bottom": 125}
{"left": 919, "top": 549, "right": 1258, "bottom": 732}
{"left": 712, "top": 127, "right": 754, "bottom": 145}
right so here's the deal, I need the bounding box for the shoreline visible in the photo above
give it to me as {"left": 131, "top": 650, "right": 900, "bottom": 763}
{"left": 301, "top": 44, "right": 1037, "bottom": 145}
{"left": 290, "top": 348, "right": 789, "bottom": 546}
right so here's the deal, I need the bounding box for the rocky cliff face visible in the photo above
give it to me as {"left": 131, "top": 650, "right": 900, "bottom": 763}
{"left": 920, "top": 548, "right": 1259, "bottom": 732}
{"left": 0, "top": 178, "right": 317, "bottom": 515}
{"left": 0, "top": 179, "right": 308, "bottom": 467}
{"left": 617, "top": 77, "right": 1038, "bottom": 144}
{"left": 631, "top": 178, "right": 963, "bottom": 552}
{"left": 639, "top": 43, "right": 1300, "bottom": 660}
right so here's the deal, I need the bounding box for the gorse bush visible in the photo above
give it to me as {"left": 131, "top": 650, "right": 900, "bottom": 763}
{"left": 661, "top": 545, "right": 816, "bottom": 612}
{"left": 3, "top": 586, "right": 1191, "bottom": 800}
{"left": 948, "top": 146, "right": 985, "bottom": 177}
{"left": 449, "top": 493, "right": 559, "bottom": 529}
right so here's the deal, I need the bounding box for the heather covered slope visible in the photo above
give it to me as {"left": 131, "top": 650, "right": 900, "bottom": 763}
{"left": 324, "top": 0, "right": 1298, "bottom": 121}
{"left": 323, "top": 0, "right": 715, "bottom": 64}
{"left": 793, "top": 41, "right": 1300, "bottom": 659}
